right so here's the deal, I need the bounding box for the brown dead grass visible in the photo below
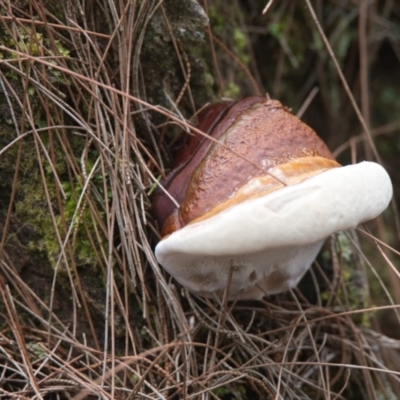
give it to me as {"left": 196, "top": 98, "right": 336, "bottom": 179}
{"left": 0, "top": 1, "right": 399, "bottom": 399}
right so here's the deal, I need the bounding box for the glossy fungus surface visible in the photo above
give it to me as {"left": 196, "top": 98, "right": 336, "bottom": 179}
{"left": 153, "top": 97, "right": 393, "bottom": 300}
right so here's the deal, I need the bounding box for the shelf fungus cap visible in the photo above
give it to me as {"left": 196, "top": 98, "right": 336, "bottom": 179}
{"left": 153, "top": 97, "right": 393, "bottom": 300}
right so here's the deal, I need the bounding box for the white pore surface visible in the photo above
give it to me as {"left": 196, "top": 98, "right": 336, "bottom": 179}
{"left": 155, "top": 161, "right": 392, "bottom": 300}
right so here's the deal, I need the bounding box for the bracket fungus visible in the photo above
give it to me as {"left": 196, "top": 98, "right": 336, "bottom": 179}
{"left": 153, "top": 96, "right": 393, "bottom": 300}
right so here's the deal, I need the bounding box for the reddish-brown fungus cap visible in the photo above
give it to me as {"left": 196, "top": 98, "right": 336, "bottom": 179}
{"left": 153, "top": 97, "right": 338, "bottom": 236}
{"left": 152, "top": 96, "right": 393, "bottom": 300}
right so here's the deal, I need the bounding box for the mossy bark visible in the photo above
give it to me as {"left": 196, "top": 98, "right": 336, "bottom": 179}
{"left": 0, "top": 0, "right": 214, "bottom": 344}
